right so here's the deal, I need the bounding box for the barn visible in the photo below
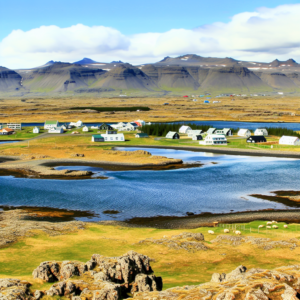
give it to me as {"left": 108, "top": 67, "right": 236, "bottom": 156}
{"left": 279, "top": 136, "right": 300, "bottom": 145}
{"left": 92, "top": 135, "right": 105, "bottom": 142}
{"left": 247, "top": 136, "right": 267, "bottom": 143}
{"left": 237, "top": 129, "right": 251, "bottom": 137}
{"left": 254, "top": 128, "right": 268, "bottom": 136}
{"left": 179, "top": 125, "right": 192, "bottom": 134}
{"left": 166, "top": 131, "right": 180, "bottom": 139}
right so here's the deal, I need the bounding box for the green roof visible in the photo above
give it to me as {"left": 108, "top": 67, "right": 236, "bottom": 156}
{"left": 136, "top": 133, "right": 149, "bottom": 137}
{"left": 93, "top": 135, "right": 103, "bottom": 138}
{"left": 45, "top": 120, "right": 58, "bottom": 125}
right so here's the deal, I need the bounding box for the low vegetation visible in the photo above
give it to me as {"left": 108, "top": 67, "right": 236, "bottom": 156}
{"left": 70, "top": 106, "right": 150, "bottom": 112}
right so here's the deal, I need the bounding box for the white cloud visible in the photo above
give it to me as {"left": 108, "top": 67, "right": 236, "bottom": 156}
{"left": 1, "top": 4, "right": 300, "bottom": 68}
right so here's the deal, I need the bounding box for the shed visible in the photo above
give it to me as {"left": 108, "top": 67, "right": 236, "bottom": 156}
{"left": 135, "top": 133, "right": 149, "bottom": 138}
{"left": 237, "top": 129, "right": 251, "bottom": 138}
{"left": 207, "top": 128, "right": 216, "bottom": 135}
{"left": 82, "top": 126, "right": 89, "bottom": 132}
{"left": 33, "top": 127, "right": 40, "bottom": 134}
{"left": 44, "top": 120, "right": 58, "bottom": 130}
{"left": 92, "top": 135, "right": 105, "bottom": 142}
{"left": 247, "top": 136, "right": 267, "bottom": 143}
{"left": 254, "top": 128, "right": 268, "bottom": 136}
{"left": 279, "top": 136, "right": 300, "bottom": 145}
{"left": 99, "top": 123, "right": 113, "bottom": 130}
{"left": 192, "top": 135, "right": 203, "bottom": 141}
{"left": 188, "top": 130, "right": 202, "bottom": 137}
{"left": 179, "top": 125, "right": 192, "bottom": 134}
{"left": 166, "top": 131, "right": 180, "bottom": 139}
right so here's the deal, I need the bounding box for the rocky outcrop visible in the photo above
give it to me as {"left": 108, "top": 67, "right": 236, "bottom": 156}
{"left": 0, "top": 279, "right": 31, "bottom": 300}
{"left": 32, "top": 251, "right": 162, "bottom": 299}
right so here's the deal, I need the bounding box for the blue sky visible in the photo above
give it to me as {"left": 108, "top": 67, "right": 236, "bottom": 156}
{"left": 1, "top": 0, "right": 300, "bottom": 68}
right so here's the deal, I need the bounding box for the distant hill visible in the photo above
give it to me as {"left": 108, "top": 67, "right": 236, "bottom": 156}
{"left": 73, "top": 58, "right": 98, "bottom": 65}
{"left": 2, "top": 54, "right": 300, "bottom": 94}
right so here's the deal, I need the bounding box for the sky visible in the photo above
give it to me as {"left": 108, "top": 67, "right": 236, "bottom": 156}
{"left": 1, "top": 0, "right": 300, "bottom": 68}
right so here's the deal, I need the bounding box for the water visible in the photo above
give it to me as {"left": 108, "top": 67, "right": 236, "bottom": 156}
{"left": 0, "top": 141, "right": 20, "bottom": 144}
{"left": 0, "top": 147, "right": 299, "bottom": 221}
{"left": 12, "top": 121, "right": 300, "bottom": 130}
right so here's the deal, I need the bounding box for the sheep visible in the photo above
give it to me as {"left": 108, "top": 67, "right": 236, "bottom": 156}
{"left": 224, "top": 229, "right": 230, "bottom": 233}
{"left": 258, "top": 225, "right": 264, "bottom": 228}
{"left": 267, "top": 222, "right": 272, "bottom": 225}
{"left": 266, "top": 226, "right": 271, "bottom": 229}
{"left": 272, "top": 225, "right": 278, "bottom": 229}
{"left": 235, "top": 231, "right": 241, "bottom": 235}
{"left": 272, "top": 221, "right": 277, "bottom": 224}
{"left": 284, "top": 225, "right": 288, "bottom": 228}
{"left": 208, "top": 230, "right": 214, "bottom": 234}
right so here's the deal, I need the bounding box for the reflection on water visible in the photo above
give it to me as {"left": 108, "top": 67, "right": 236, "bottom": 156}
{"left": 0, "top": 148, "right": 299, "bottom": 221}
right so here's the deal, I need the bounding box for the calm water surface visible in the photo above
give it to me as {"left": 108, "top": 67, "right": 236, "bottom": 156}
{"left": 0, "top": 147, "right": 299, "bottom": 221}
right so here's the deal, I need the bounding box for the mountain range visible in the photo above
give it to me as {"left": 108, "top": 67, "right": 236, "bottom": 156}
{"left": 1, "top": 54, "right": 300, "bottom": 95}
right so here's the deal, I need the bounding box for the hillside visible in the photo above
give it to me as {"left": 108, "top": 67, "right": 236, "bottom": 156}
{"left": 3, "top": 54, "right": 300, "bottom": 94}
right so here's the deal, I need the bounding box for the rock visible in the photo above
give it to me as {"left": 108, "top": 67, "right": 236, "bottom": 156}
{"left": 245, "top": 288, "right": 268, "bottom": 300}
{"left": 60, "top": 261, "right": 86, "bottom": 280}
{"left": 131, "top": 274, "right": 163, "bottom": 294}
{"left": 211, "top": 272, "right": 226, "bottom": 283}
{"left": 32, "top": 261, "right": 60, "bottom": 282}
{"left": 92, "top": 283, "right": 121, "bottom": 300}
{"left": 94, "top": 272, "right": 109, "bottom": 282}
{"left": 226, "top": 265, "right": 247, "bottom": 281}
{"left": 215, "top": 291, "right": 236, "bottom": 300}
{"left": 34, "top": 290, "right": 43, "bottom": 300}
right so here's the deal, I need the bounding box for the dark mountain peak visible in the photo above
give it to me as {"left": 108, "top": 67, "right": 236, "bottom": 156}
{"left": 111, "top": 60, "right": 123, "bottom": 63}
{"left": 159, "top": 56, "right": 170, "bottom": 62}
{"left": 74, "top": 58, "right": 98, "bottom": 65}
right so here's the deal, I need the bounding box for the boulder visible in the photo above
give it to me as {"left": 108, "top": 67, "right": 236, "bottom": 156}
{"left": 131, "top": 274, "right": 163, "bottom": 294}
{"left": 32, "top": 261, "right": 60, "bottom": 282}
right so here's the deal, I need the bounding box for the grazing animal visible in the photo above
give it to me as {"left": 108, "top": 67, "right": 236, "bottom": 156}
{"left": 258, "top": 225, "right": 264, "bottom": 228}
{"left": 266, "top": 226, "right": 271, "bottom": 229}
{"left": 272, "top": 221, "right": 277, "bottom": 224}
{"left": 267, "top": 222, "right": 272, "bottom": 225}
{"left": 224, "top": 229, "right": 230, "bottom": 233}
{"left": 208, "top": 230, "right": 214, "bottom": 234}
{"left": 284, "top": 225, "right": 288, "bottom": 228}
{"left": 235, "top": 231, "right": 241, "bottom": 235}
{"left": 272, "top": 225, "right": 278, "bottom": 229}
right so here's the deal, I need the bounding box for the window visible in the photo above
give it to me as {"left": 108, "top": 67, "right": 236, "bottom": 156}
{"left": 110, "top": 137, "right": 113, "bottom": 140}
{"left": 105, "top": 137, "right": 107, "bottom": 141}
{"left": 116, "top": 137, "right": 118, "bottom": 140}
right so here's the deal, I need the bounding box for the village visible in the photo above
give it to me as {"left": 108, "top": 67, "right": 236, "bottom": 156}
{"left": 1, "top": 119, "right": 300, "bottom": 148}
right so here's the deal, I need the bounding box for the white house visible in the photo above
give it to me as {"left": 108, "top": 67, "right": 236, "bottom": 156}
{"left": 279, "top": 135, "right": 300, "bottom": 145}
{"left": 166, "top": 131, "right": 180, "bottom": 139}
{"left": 33, "top": 127, "right": 40, "bottom": 133}
{"left": 101, "top": 131, "right": 125, "bottom": 142}
{"left": 254, "top": 128, "right": 268, "bottom": 136}
{"left": 111, "top": 122, "right": 127, "bottom": 130}
{"left": 48, "top": 127, "right": 64, "bottom": 134}
{"left": 45, "top": 120, "right": 59, "bottom": 130}
{"left": 82, "top": 126, "right": 89, "bottom": 132}
{"left": 7, "top": 123, "right": 22, "bottom": 130}
{"left": 237, "top": 129, "right": 251, "bottom": 138}
{"left": 199, "top": 134, "right": 227, "bottom": 145}
{"left": 179, "top": 125, "right": 192, "bottom": 134}
{"left": 188, "top": 130, "right": 202, "bottom": 137}
{"left": 192, "top": 135, "right": 203, "bottom": 141}
{"left": 69, "top": 120, "right": 83, "bottom": 128}
{"left": 215, "top": 128, "right": 232, "bottom": 136}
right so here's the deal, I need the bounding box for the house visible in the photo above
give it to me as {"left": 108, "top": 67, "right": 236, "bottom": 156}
{"left": 188, "top": 130, "right": 202, "bottom": 137}
{"left": 7, "top": 123, "right": 22, "bottom": 130}
{"left": 119, "top": 122, "right": 138, "bottom": 131}
{"left": 101, "top": 132, "right": 125, "bottom": 142}
{"left": 183, "top": 95, "right": 188, "bottom": 98}
{"left": 48, "top": 127, "right": 64, "bottom": 134}
{"left": 92, "top": 135, "right": 105, "bottom": 142}
{"left": 279, "top": 135, "right": 300, "bottom": 145}
{"left": 99, "top": 123, "right": 113, "bottom": 130}
{"left": 82, "top": 126, "right": 89, "bottom": 132}
{"left": 204, "top": 100, "right": 210, "bottom": 103}
{"left": 135, "top": 133, "right": 149, "bottom": 138}
{"left": 215, "top": 128, "right": 232, "bottom": 136}
{"left": 207, "top": 128, "right": 216, "bottom": 135}
{"left": 134, "top": 120, "right": 146, "bottom": 127}
{"left": 111, "top": 122, "right": 126, "bottom": 130}
{"left": 237, "top": 129, "right": 251, "bottom": 138}
{"left": 247, "top": 136, "right": 266, "bottom": 143}
{"left": 69, "top": 120, "right": 83, "bottom": 128}
{"left": 91, "top": 126, "right": 99, "bottom": 129}
{"left": 179, "top": 125, "right": 192, "bottom": 134}
{"left": 0, "top": 128, "right": 14, "bottom": 135}
{"left": 61, "top": 125, "right": 67, "bottom": 130}
{"left": 199, "top": 134, "right": 227, "bottom": 145}
{"left": 166, "top": 131, "right": 180, "bottom": 139}
{"left": 254, "top": 128, "right": 268, "bottom": 136}
{"left": 33, "top": 127, "right": 40, "bottom": 133}
{"left": 192, "top": 135, "right": 203, "bottom": 141}
{"left": 44, "top": 120, "right": 59, "bottom": 130}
